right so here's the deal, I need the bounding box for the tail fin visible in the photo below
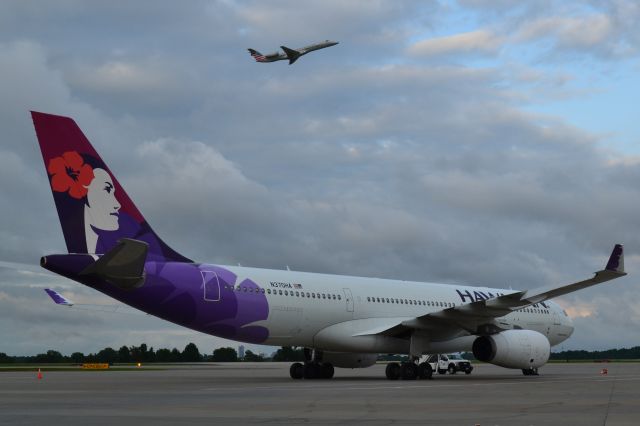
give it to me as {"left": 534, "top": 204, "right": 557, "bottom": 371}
{"left": 280, "top": 46, "right": 301, "bottom": 64}
{"left": 248, "top": 48, "right": 267, "bottom": 62}
{"left": 31, "top": 111, "right": 191, "bottom": 263}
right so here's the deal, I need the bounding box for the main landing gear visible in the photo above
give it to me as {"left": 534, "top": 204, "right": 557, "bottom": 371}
{"left": 289, "top": 362, "right": 334, "bottom": 379}
{"left": 385, "top": 360, "right": 433, "bottom": 380}
{"left": 522, "top": 367, "right": 539, "bottom": 376}
{"left": 290, "top": 348, "right": 334, "bottom": 380}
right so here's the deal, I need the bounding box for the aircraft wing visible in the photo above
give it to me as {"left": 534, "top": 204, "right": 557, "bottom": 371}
{"left": 280, "top": 46, "right": 302, "bottom": 64}
{"left": 365, "top": 244, "right": 626, "bottom": 337}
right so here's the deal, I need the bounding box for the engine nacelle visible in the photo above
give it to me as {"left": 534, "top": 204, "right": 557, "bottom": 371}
{"left": 472, "top": 330, "right": 550, "bottom": 369}
{"left": 322, "top": 352, "right": 377, "bottom": 368}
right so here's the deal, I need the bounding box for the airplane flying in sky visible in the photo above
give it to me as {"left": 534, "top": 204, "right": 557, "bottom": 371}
{"left": 248, "top": 40, "right": 338, "bottom": 64}
{"left": 33, "top": 112, "right": 627, "bottom": 380}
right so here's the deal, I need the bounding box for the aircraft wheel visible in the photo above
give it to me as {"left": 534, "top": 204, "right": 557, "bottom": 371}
{"left": 385, "top": 362, "right": 401, "bottom": 380}
{"left": 304, "top": 362, "right": 319, "bottom": 379}
{"left": 400, "top": 362, "right": 418, "bottom": 380}
{"left": 438, "top": 369, "right": 447, "bottom": 375}
{"left": 448, "top": 364, "right": 456, "bottom": 375}
{"left": 465, "top": 368, "right": 472, "bottom": 375}
{"left": 320, "top": 363, "right": 334, "bottom": 379}
{"left": 290, "top": 362, "right": 304, "bottom": 379}
{"left": 417, "top": 362, "right": 433, "bottom": 380}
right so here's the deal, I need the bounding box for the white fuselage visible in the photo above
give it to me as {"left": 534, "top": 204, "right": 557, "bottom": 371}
{"left": 215, "top": 265, "right": 574, "bottom": 354}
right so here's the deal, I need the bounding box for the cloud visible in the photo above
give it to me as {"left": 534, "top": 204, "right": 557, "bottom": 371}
{"left": 0, "top": 1, "right": 639, "bottom": 356}
{"left": 409, "top": 30, "right": 504, "bottom": 57}
{"left": 516, "top": 14, "right": 613, "bottom": 49}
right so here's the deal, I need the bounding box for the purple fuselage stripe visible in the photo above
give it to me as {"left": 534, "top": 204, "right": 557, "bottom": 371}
{"left": 42, "top": 257, "right": 270, "bottom": 344}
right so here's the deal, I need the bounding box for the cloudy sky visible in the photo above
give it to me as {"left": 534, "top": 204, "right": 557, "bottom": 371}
{"left": 1, "top": 0, "right": 639, "bottom": 356}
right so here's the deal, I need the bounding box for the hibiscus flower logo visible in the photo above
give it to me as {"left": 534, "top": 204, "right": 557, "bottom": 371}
{"left": 47, "top": 151, "right": 95, "bottom": 199}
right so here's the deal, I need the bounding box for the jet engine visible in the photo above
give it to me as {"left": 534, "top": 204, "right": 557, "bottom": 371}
{"left": 322, "top": 352, "right": 378, "bottom": 368}
{"left": 472, "top": 330, "right": 550, "bottom": 369}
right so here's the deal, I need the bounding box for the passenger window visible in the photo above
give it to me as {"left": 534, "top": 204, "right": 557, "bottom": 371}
{"left": 278, "top": 290, "right": 283, "bottom": 295}
{"left": 306, "top": 292, "right": 310, "bottom": 297}
{"left": 316, "top": 293, "right": 320, "bottom": 299}
{"left": 301, "top": 292, "right": 305, "bottom": 298}
{"left": 267, "top": 289, "right": 271, "bottom": 294}
{"left": 284, "top": 290, "right": 288, "bottom": 296}
{"left": 261, "top": 288, "right": 265, "bottom": 294}
{"left": 312, "top": 293, "right": 316, "bottom": 298}
{"left": 332, "top": 294, "right": 336, "bottom": 300}
{"left": 367, "top": 297, "right": 371, "bottom": 302}
{"left": 386, "top": 298, "right": 390, "bottom": 303}
{"left": 295, "top": 291, "right": 299, "bottom": 297}
{"left": 338, "top": 295, "right": 341, "bottom": 300}
{"left": 322, "top": 294, "right": 326, "bottom": 299}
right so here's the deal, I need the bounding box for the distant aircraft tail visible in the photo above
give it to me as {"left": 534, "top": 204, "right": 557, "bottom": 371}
{"left": 31, "top": 111, "right": 191, "bottom": 262}
{"left": 280, "top": 46, "right": 301, "bottom": 65}
{"left": 248, "top": 48, "right": 267, "bottom": 62}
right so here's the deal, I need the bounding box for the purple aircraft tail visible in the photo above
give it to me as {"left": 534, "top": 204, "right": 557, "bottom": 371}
{"left": 31, "top": 111, "right": 191, "bottom": 263}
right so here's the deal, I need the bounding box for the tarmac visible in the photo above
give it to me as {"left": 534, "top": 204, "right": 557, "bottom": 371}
{"left": 0, "top": 362, "right": 638, "bottom": 425}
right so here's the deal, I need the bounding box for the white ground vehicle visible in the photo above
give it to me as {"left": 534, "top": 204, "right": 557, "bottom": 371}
{"left": 424, "top": 354, "right": 473, "bottom": 375}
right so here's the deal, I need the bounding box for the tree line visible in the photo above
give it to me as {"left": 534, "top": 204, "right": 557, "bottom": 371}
{"left": 549, "top": 346, "right": 640, "bottom": 360}
{"left": 2, "top": 345, "right": 638, "bottom": 364}
{"left": 0, "top": 344, "right": 306, "bottom": 364}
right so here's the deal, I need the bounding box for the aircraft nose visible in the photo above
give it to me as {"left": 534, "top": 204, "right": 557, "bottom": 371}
{"left": 565, "top": 314, "right": 575, "bottom": 337}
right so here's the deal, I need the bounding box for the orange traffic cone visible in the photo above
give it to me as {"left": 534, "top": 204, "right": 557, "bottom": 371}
{"left": 37, "top": 368, "right": 43, "bottom": 380}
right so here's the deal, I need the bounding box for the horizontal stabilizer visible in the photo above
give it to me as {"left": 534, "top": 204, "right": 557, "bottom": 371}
{"left": 44, "top": 288, "right": 74, "bottom": 306}
{"left": 80, "top": 238, "right": 148, "bottom": 290}
{"left": 281, "top": 45, "right": 301, "bottom": 64}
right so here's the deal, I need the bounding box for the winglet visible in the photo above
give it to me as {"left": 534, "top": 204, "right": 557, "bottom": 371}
{"left": 280, "top": 46, "right": 301, "bottom": 64}
{"left": 44, "top": 289, "right": 74, "bottom": 306}
{"left": 605, "top": 244, "right": 625, "bottom": 274}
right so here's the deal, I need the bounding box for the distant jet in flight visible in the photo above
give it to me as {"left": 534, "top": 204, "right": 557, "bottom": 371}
{"left": 248, "top": 40, "right": 338, "bottom": 64}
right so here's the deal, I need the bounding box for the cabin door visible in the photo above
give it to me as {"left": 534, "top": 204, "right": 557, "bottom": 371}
{"left": 343, "top": 288, "right": 354, "bottom": 312}
{"left": 201, "top": 270, "right": 221, "bottom": 302}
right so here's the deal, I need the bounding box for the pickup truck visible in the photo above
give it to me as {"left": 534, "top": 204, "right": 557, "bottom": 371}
{"left": 424, "top": 353, "right": 473, "bottom": 375}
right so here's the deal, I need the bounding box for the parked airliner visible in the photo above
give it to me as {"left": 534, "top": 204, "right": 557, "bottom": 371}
{"left": 248, "top": 40, "right": 338, "bottom": 64}
{"left": 33, "top": 111, "right": 626, "bottom": 380}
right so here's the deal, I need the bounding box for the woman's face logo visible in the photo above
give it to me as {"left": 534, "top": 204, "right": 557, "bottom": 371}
{"left": 85, "top": 168, "right": 121, "bottom": 231}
